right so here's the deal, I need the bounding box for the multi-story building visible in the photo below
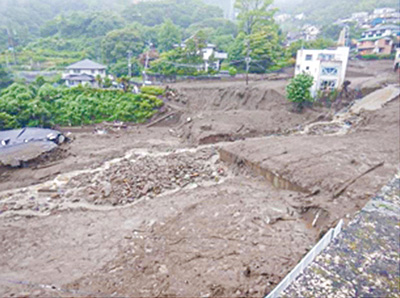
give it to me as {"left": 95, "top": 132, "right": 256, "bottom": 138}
{"left": 63, "top": 59, "right": 107, "bottom": 87}
{"left": 360, "top": 25, "right": 400, "bottom": 39}
{"left": 357, "top": 25, "right": 399, "bottom": 55}
{"left": 295, "top": 47, "right": 350, "bottom": 97}
{"left": 357, "top": 36, "right": 394, "bottom": 55}
{"left": 372, "top": 7, "right": 396, "bottom": 18}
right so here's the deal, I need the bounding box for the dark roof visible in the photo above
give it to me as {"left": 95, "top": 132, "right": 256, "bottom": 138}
{"left": 365, "top": 24, "right": 400, "bottom": 32}
{"left": 359, "top": 35, "right": 393, "bottom": 41}
{"left": 66, "top": 59, "right": 106, "bottom": 70}
{"left": 64, "top": 73, "right": 96, "bottom": 81}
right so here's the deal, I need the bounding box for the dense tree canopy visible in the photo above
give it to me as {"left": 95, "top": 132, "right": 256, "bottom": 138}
{"left": 40, "top": 12, "right": 125, "bottom": 39}
{"left": 157, "top": 19, "right": 182, "bottom": 53}
{"left": 0, "top": 83, "right": 164, "bottom": 129}
{"left": 0, "top": 64, "right": 13, "bottom": 89}
{"left": 229, "top": 0, "right": 283, "bottom": 73}
{"left": 122, "top": 0, "right": 223, "bottom": 28}
{"left": 101, "top": 26, "right": 145, "bottom": 64}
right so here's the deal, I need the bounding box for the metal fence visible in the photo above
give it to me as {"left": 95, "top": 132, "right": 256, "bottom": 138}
{"left": 266, "top": 219, "right": 344, "bottom": 298}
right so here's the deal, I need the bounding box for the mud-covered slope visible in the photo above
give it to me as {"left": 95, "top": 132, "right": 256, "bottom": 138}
{"left": 220, "top": 98, "right": 400, "bottom": 227}
{"left": 170, "top": 81, "right": 326, "bottom": 144}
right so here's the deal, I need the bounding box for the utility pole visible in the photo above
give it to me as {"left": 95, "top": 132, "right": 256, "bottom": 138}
{"left": 6, "top": 27, "right": 17, "bottom": 65}
{"left": 127, "top": 50, "right": 132, "bottom": 77}
{"left": 142, "top": 41, "right": 152, "bottom": 85}
{"left": 5, "top": 50, "right": 9, "bottom": 69}
{"left": 245, "top": 39, "right": 251, "bottom": 86}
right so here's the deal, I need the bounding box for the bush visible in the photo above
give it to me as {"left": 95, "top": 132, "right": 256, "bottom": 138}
{"left": 358, "top": 53, "right": 395, "bottom": 60}
{"left": 140, "top": 85, "right": 165, "bottom": 96}
{"left": 228, "top": 67, "right": 237, "bottom": 76}
{"left": 286, "top": 73, "right": 314, "bottom": 112}
{"left": 0, "top": 84, "right": 164, "bottom": 129}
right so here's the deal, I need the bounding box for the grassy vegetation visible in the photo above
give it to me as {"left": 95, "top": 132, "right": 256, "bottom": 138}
{"left": 0, "top": 83, "right": 164, "bottom": 129}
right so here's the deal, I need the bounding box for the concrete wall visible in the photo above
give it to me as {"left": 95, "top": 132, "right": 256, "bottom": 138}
{"left": 295, "top": 47, "right": 350, "bottom": 96}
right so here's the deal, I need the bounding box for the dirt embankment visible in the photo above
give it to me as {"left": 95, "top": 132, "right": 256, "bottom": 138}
{"left": 220, "top": 97, "right": 400, "bottom": 230}
{"left": 167, "top": 80, "right": 326, "bottom": 144}
{"left": 346, "top": 59, "right": 399, "bottom": 92}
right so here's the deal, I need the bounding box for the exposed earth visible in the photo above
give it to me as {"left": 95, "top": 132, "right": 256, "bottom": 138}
{"left": 0, "top": 60, "right": 398, "bottom": 297}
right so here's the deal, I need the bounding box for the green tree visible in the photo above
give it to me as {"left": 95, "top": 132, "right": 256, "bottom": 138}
{"left": 34, "top": 75, "right": 46, "bottom": 87}
{"left": 103, "top": 77, "right": 112, "bottom": 88}
{"left": 121, "top": 0, "right": 223, "bottom": 28}
{"left": 0, "top": 65, "right": 13, "bottom": 89}
{"left": 109, "top": 59, "right": 142, "bottom": 77}
{"left": 230, "top": 0, "right": 282, "bottom": 73}
{"left": 287, "top": 38, "right": 336, "bottom": 58}
{"left": 235, "top": 0, "right": 276, "bottom": 35}
{"left": 95, "top": 75, "right": 103, "bottom": 88}
{"left": 157, "top": 19, "right": 181, "bottom": 52}
{"left": 286, "top": 73, "right": 314, "bottom": 112}
{"left": 102, "top": 26, "right": 145, "bottom": 64}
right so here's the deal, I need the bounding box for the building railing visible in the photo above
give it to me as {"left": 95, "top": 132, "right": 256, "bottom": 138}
{"left": 265, "top": 220, "right": 344, "bottom": 298}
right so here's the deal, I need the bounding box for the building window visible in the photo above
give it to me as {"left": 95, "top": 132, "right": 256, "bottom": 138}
{"left": 91, "top": 70, "right": 95, "bottom": 74}
{"left": 306, "top": 66, "right": 310, "bottom": 70}
{"left": 306, "top": 54, "right": 313, "bottom": 61}
{"left": 73, "top": 69, "right": 80, "bottom": 74}
{"left": 385, "top": 40, "right": 391, "bottom": 45}
{"left": 320, "top": 80, "right": 337, "bottom": 90}
{"left": 321, "top": 67, "right": 338, "bottom": 76}
{"left": 318, "top": 54, "right": 334, "bottom": 61}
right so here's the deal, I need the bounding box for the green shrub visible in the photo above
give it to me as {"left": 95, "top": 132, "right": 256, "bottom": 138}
{"left": 140, "top": 86, "right": 165, "bottom": 96}
{"left": 228, "top": 67, "right": 237, "bottom": 76}
{"left": 286, "top": 73, "right": 314, "bottom": 112}
{"left": 360, "top": 53, "right": 395, "bottom": 60}
{"left": 0, "top": 84, "right": 164, "bottom": 129}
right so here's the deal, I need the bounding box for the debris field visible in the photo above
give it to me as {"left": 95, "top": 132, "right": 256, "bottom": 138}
{"left": 0, "top": 60, "right": 398, "bottom": 297}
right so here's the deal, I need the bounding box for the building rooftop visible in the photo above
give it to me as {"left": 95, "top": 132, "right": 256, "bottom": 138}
{"left": 64, "top": 73, "right": 96, "bottom": 81}
{"left": 283, "top": 174, "right": 400, "bottom": 297}
{"left": 66, "top": 59, "right": 106, "bottom": 70}
{"left": 365, "top": 24, "right": 400, "bottom": 32}
{"left": 359, "top": 36, "right": 393, "bottom": 42}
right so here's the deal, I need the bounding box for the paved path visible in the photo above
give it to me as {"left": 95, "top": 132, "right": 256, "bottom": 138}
{"left": 350, "top": 85, "right": 400, "bottom": 114}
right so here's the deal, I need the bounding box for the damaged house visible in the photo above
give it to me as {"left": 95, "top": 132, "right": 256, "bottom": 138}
{"left": 295, "top": 47, "right": 350, "bottom": 97}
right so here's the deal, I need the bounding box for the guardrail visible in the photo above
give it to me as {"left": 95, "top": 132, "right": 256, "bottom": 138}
{"left": 266, "top": 219, "right": 344, "bottom": 298}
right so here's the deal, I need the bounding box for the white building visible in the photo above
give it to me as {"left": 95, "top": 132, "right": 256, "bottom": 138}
{"left": 373, "top": 7, "right": 396, "bottom": 16}
{"left": 175, "top": 42, "right": 228, "bottom": 72}
{"left": 302, "top": 25, "right": 320, "bottom": 41}
{"left": 295, "top": 13, "right": 305, "bottom": 21}
{"left": 295, "top": 47, "right": 350, "bottom": 97}
{"left": 63, "top": 59, "right": 107, "bottom": 87}
{"left": 394, "top": 48, "right": 400, "bottom": 71}
{"left": 202, "top": 44, "right": 228, "bottom": 72}
{"left": 351, "top": 12, "right": 369, "bottom": 20}
{"left": 361, "top": 25, "right": 400, "bottom": 39}
{"left": 275, "top": 13, "right": 291, "bottom": 23}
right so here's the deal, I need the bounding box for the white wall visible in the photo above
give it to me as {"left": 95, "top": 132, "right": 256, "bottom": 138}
{"left": 68, "top": 68, "right": 106, "bottom": 78}
{"left": 295, "top": 47, "right": 350, "bottom": 96}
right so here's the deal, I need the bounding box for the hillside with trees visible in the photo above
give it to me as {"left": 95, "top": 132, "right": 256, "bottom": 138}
{"left": 0, "top": 0, "right": 132, "bottom": 50}
{"left": 291, "top": 0, "right": 399, "bottom": 25}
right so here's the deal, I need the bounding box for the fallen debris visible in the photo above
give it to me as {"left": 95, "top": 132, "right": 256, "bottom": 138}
{"left": 0, "top": 128, "right": 66, "bottom": 167}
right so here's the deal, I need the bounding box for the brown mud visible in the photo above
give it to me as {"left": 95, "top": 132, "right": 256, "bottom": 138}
{"left": 0, "top": 60, "right": 398, "bottom": 297}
